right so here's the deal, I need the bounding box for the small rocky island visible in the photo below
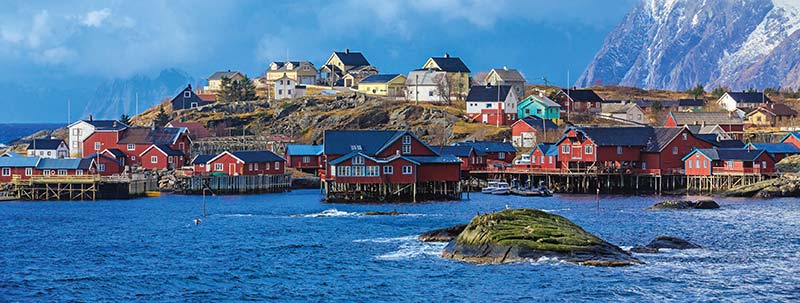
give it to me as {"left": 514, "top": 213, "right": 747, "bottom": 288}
{"left": 630, "top": 236, "right": 703, "bottom": 253}
{"left": 648, "top": 199, "right": 720, "bottom": 210}
{"left": 438, "top": 209, "right": 642, "bottom": 267}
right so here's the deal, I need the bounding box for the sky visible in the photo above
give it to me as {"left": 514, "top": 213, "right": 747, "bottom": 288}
{"left": 0, "top": 0, "right": 639, "bottom": 122}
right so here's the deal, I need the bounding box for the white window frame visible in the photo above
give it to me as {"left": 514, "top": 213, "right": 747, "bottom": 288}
{"left": 25, "top": 168, "right": 32, "bottom": 176}
{"left": 498, "top": 152, "right": 505, "bottom": 159}
{"left": 58, "top": 169, "right": 67, "bottom": 176}
{"left": 688, "top": 161, "right": 693, "bottom": 169}
{"left": 151, "top": 156, "right": 158, "bottom": 164}
{"left": 76, "top": 169, "right": 83, "bottom": 176}
{"left": 274, "top": 162, "right": 280, "bottom": 170}
{"left": 617, "top": 146, "right": 623, "bottom": 155}
{"left": 383, "top": 166, "right": 393, "bottom": 175}
{"left": 402, "top": 135, "right": 411, "bottom": 144}
{"left": 402, "top": 165, "right": 413, "bottom": 175}
{"left": 127, "top": 144, "right": 135, "bottom": 151}
{"left": 184, "top": 91, "right": 191, "bottom": 98}
{"left": 94, "top": 142, "right": 101, "bottom": 151}
{"left": 402, "top": 144, "right": 411, "bottom": 154}
{"left": 302, "top": 156, "right": 311, "bottom": 163}
{"left": 672, "top": 146, "right": 679, "bottom": 155}
{"left": 98, "top": 164, "right": 106, "bottom": 172}
{"left": 562, "top": 145, "right": 570, "bottom": 154}
{"left": 1, "top": 168, "right": 10, "bottom": 176}
{"left": 585, "top": 145, "right": 593, "bottom": 154}
{"left": 254, "top": 163, "right": 259, "bottom": 170}
{"left": 43, "top": 170, "right": 51, "bottom": 176}
{"left": 214, "top": 163, "right": 223, "bottom": 171}
{"left": 352, "top": 156, "right": 364, "bottom": 165}
{"left": 682, "top": 133, "right": 688, "bottom": 141}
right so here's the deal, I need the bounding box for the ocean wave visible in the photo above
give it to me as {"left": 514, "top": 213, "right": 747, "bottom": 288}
{"left": 374, "top": 238, "right": 447, "bottom": 260}
{"left": 540, "top": 208, "right": 571, "bottom": 213}
{"left": 353, "top": 235, "right": 417, "bottom": 243}
{"left": 295, "top": 209, "right": 361, "bottom": 218}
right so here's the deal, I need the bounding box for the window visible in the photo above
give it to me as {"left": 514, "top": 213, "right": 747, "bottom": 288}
{"left": 617, "top": 146, "right": 623, "bottom": 155}
{"left": 682, "top": 133, "right": 688, "bottom": 141}
{"left": 672, "top": 146, "right": 679, "bottom": 155}
{"left": 47, "top": 151, "right": 52, "bottom": 156}
{"left": 642, "top": 162, "right": 647, "bottom": 169}
{"left": 131, "top": 156, "right": 136, "bottom": 161}
{"left": 727, "top": 160, "right": 734, "bottom": 168}
{"left": 383, "top": 166, "right": 393, "bottom": 175}
{"left": 25, "top": 168, "right": 32, "bottom": 176}
{"left": 302, "top": 156, "right": 311, "bottom": 163}
{"left": 275, "top": 162, "right": 280, "bottom": 170}
{"left": 402, "top": 144, "right": 411, "bottom": 154}
{"left": 127, "top": 144, "right": 135, "bottom": 151}
{"left": 168, "top": 156, "right": 174, "bottom": 163}
{"left": 184, "top": 91, "right": 191, "bottom": 98}
{"left": 337, "top": 166, "right": 346, "bottom": 176}
{"left": 76, "top": 170, "right": 83, "bottom": 176}
{"left": 428, "top": 91, "right": 434, "bottom": 97}
{"left": 367, "top": 166, "right": 379, "bottom": 177}
{"left": 353, "top": 166, "right": 365, "bottom": 176}
{"left": 498, "top": 152, "right": 505, "bottom": 159}
{"left": 151, "top": 156, "right": 158, "bottom": 164}
{"left": 352, "top": 156, "right": 364, "bottom": 165}
{"left": 191, "top": 102, "right": 198, "bottom": 108}
{"left": 762, "top": 160, "right": 767, "bottom": 169}
{"left": 402, "top": 165, "right": 413, "bottom": 175}
{"left": 73, "top": 129, "right": 80, "bottom": 135}
{"left": 402, "top": 135, "right": 411, "bottom": 144}
{"left": 58, "top": 170, "right": 67, "bottom": 176}
{"left": 214, "top": 163, "right": 223, "bottom": 171}
{"left": 548, "top": 156, "right": 553, "bottom": 164}
{"left": 531, "top": 155, "right": 536, "bottom": 163}
{"left": 688, "top": 161, "right": 693, "bottom": 168}
{"left": 695, "top": 160, "right": 700, "bottom": 169}
{"left": 278, "top": 89, "right": 282, "bottom": 95}
{"left": 43, "top": 170, "right": 50, "bottom": 176}
{"left": 344, "top": 166, "right": 352, "bottom": 176}
{"left": 94, "top": 142, "right": 101, "bottom": 151}
{"left": 562, "top": 145, "right": 570, "bottom": 154}
{"left": 72, "top": 142, "right": 78, "bottom": 149}
{"left": 254, "top": 163, "right": 259, "bottom": 170}
{"left": 585, "top": 145, "right": 593, "bottom": 154}
{"left": 288, "top": 89, "right": 293, "bottom": 95}
{"left": 1, "top": 168, "right": 9, "bottom": 176}
{"left": 248, "top": 163, "right": 253, "bottom": 171}
{"left": 703, "top": 160, "right": 707, "bottom": 168}
{"left": 486, "top": 103, "right": 492, "bottom": 108}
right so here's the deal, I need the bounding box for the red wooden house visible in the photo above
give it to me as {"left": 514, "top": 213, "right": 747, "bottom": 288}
{"left": 552, "top": 88, "right": 603, "bottom": 114}
{"left": 432, "top": 145, "right": 486, "bottom": 172}
{"left": 639, "top": 127, "right": 714, "bottom": 174}
{"left": 683, "top": 148, "right": 774, "bottom": 176}
{"left": 510, "top": 117, "right": 559, "bottom": 148}
{"left": 0, "top": 156, "right": 40, "bottom": 183}
{"left": 196, "top": 150, "right": 285, "bottom": 176}
{"left": 665, "top": 112, "right": 744, "bottom": 137}
{"left": 321, "top": 130, "right": 461, "bottom": 185}
{"left": 452, "top": 141, "right": 516, "bottom": 164}
{"left": 139, "top": 144, "right": 188, "bottom": 170}
{"left": 780, "top": 132, "right": 800, "bottom": 149}
{"left": 555, "top": 126, "right": 653, "bottom": 172}
{"left": 744, "top": 143, "right": 800, "bottom": 162}
{"left": 0, "top": 156, "right": 108, "bottom": 183}
{"left": 82, "top": 127, "right": 191, "bottom": 169}
{"left": 285, "top": 144, "right": 323, "bottom": 173}
{"left": 527, "top": 143, "right": 559, "bottom": 171}
{"left": 84, "top": 153, "right": 124, "bottom": 176}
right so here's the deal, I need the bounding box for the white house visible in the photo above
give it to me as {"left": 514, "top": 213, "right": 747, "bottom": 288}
{"left": 67, "top": 118, "right": 128, "bottom": 158}
{"left": 273, "top": 74, "right": 306, "bottom": 100}
{"left": 484, "top": 67, "right": 526, "bottom": 98}
{"left": 27, "top": 139, "right": 69, "bottom": 159}
{"left": 465, "top": 84, "right": 520, "bottom": 125}
{"left": 406, "top": 69, "right": 449, "bottom": 102}
{"left": 717, "top": 92, "right": 772, "bottom": 111}
{"left": 599, "top": 103, "right": 647, "bottom": 124}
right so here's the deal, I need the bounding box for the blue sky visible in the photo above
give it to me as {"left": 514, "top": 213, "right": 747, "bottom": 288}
{"left": 0, "top": 0, "right": 638, "bottom": 122}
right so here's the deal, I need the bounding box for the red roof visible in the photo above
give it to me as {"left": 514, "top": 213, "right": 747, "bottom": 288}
{"left": 197, "top": 94, "right": 217, "bottom": 102}
{"left": 166, "top": 122, "right": 211, "bottom": 139}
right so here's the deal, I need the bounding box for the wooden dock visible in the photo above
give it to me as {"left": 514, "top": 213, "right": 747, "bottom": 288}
{"left": 322, "top": 180, "right": 463, "bottom": 203}
{"left": 10, "top": 175, "right": 159, "bottom": 201}
{"left": 181, "top": 174, "right": 292, "bottom": 194}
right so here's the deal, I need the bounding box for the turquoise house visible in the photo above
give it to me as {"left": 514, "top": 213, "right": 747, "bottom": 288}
{"left": 518, "top": 95, "right": 561, "bottom": 123}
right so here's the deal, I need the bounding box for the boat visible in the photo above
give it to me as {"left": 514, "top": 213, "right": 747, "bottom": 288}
{"left": 491, "top": 182, "right": 511, "bottom": 195}
{"left": 510, "top": 181, "right": 553, "bottom": 197}
{"left": 145, "top": 191, "right": 162, "bottom": 197}
{"left": 481, "top": 181, "right": 499, "bottom": 194}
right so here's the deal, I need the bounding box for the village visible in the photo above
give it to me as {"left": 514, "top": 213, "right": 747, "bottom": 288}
{"left": 2, "top": 49, "right": 800, "bottom": 202}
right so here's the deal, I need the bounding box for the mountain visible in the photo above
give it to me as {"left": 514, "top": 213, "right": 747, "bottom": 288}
{"left": 81, "top": 68, "right": 199, "bottom": 120}
{"left": 577, "top": 0, "right": 800, "bottom": 91}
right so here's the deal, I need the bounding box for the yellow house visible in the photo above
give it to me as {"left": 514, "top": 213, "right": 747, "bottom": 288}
{"left": 421, "top": 54, "right": 470, "bottom": 101}
{"left": 204, "top": 70, "right": 245, "bottom": 93}
{"left": 745, "top": 103, "right": 798, "bottom": 127}
{"left": 265, "top": 61, "right": 317, "bottom": 84}
{"left": 320, "top": 49, "right": 378, "bottom": 87}
{"left": 357, "top": 74, "right": 407, "bottom": 97}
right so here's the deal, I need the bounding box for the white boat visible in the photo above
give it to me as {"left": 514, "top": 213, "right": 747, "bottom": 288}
{"left": 491, "top": 182, "right": 511, "bottom": 195}
{"left": 481, "top": 181, "right": 499, "bottom": 194}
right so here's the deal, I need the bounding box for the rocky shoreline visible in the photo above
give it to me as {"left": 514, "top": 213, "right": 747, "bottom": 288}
{"left": 724, "top": 174, "right": 800, "bottom": 198}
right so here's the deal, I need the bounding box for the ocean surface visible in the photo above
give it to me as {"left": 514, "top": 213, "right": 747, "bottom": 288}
{"left": 0, "top": 123, "right": 66, "bottom": 145}
{"left": 1, "top": 190, "right": 798, "bottom": 302}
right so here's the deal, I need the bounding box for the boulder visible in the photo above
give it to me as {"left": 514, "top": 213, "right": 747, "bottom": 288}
{"left": 648, "top": 199, "right": 719, "bottom": 210}
{"left": 630, "top": 246, "right": 659, "bottom": 254}
{"left": 441, "top": 209, "right": 642, "bottom": 266}
{"left": 362, "top": 210, "right": 408, "bottom": 216}
{"left": 644, "top": 236, "right": 702, "bottom": 250}
{"left": 418, "top": 224, "right": 468, "bottom": 242}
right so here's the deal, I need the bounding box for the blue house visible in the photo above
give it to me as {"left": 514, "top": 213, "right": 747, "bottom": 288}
{"left": 518, "top": 94, "right": 561, "bottom": 122}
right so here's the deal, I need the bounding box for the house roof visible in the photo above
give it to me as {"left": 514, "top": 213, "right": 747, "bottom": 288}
{"left": 487, "top": 68, "right": 525, "bottom": 82}
{"left": 166, "top": 122, "right": 210, "bottom": 139}
{"left": 515, "top": 116, "right": 559, "bottom": 131}
{"left": 27, "top": 139, "right": 64, "bottom": 150}
{"left": 686, "top": 148, "right": 767, "bottom": 161}
{"left": 85, "top": 153, "right": 123, "bottom": 166}
{"left": 745, "top": 143, "right": 800, "bottom": 154}
{"left": 208, "top": 71, "right": 243, "bottom": 80}
{"left": 428, "top": 56, "right": 470, "bottom": 73}
{"left": 405, "top": 155, "right": 461, "bottom": 164}
{"left": 601, "top": 103, "right": 640, "bottom": 114}
{"left": 406, "top": 69, "right": 447, "bottom": 86}
{"left": 686, "top": 124, "right": 724, "bottom": 134}
{"left": 746, "top": 103, "right": 798, "bottom": 117}
{"left": 191, "top": 154, "right": 215, "bottom": 165}
{"left": 568, "top": 126, "right": 656, "bottom": 146}
{"left": 0, "top": 156, "right": 40, "bottom": 167}
{"left": 724, "top": 92, "right": 772, "bottom": 104}
{"left": 694, "top": 134, "right": 746, "bottom": 148}
{"left": 678, "top": 99, "right": 706, "bottom": 107}
{"left": 644, "top": 128, "right": 685, "bottom": 152}
{"left": 668, "top": 111, "right": 743, "bottom": 126}
{"left": 323, "top": 130, "right": 435, "bottom": 156}
{"left": 103, "top": 148, "right": 126, "bottom": 158}
{"left": 466, "top": 85, "right": 513, "bottom": 102}
{"left": 635, "top": 99, "right": 680, "bottom": 108}
{"left": 334, "top": 51, "right": 371, "bottom": 67}
{"left": 118, "top": 127, "right": 187, "bottom": 144}
{"left": 37, "top": 158, "right": 92, "bottom": 170}
{"left": 286, "top": 144, "right": 323, "bottom": 156}
{"left": 781, "top": 132, "right": 800, "bottom": 143}
{"left": 229, "top": 150, "right": 285, "bottom": 163}
{"left": 197, "top": 94, "right": 217, "bottom": 102}
{"left": 453, "top": 141, "right": 516, "bottom": 153}
{"left": 71, "top": 119, "right": 128, "bottom": 131}
{"left": 533, "top": 143, "right": 559, "bottom": 156}
{"left": 521, "top": 95, "right": 559, "bottom": 108}
{"left": 269, "top": 61, "right": 314, "bottom": 72}
{"left": 432, "top": 145, "right": 479, "bottom": 157}
{"left": 559, "top": 89, "right": 603, "bottom": 102}
{"left": 359, "top": 74, "right": 404, "bottom": 84}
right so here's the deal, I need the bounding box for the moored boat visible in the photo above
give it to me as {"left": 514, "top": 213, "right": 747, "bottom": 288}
{"left": 491, "top": 182, "right": 511, "bottom": 195}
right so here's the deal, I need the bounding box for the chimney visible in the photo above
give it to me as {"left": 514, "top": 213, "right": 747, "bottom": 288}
{"left": 188, "top": 84, "right": 192, "bottom": 90}
{"left": 503, "top": 66, "right": 508, "bottom": 71}
{"left": 445, "top": 53, "right": 450, "bottom": 58}
{"left": 113, "top": 121, "right": 117, "bottom": 128}
{"left": 345, "top": 48, "right": 350, "bottom": 54}
{"left": 88, "top": 114, "right": 93, "bottom": 122}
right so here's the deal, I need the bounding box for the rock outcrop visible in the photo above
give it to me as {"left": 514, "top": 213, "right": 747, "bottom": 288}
{"left": 631, "top": 236, "right": 702, "bottom": 253}
{"left": 441, "top": 209, "right": 642, "bottom": 266}
{"left": 724, "top": 174, "right": 800, "bottom": 198}
{"left": 362, "top": 210, "right": 409, "bottom": 216}
{"left": 418, "top": 224, "right": 468, "bottom": 242}
{"left": 648, "top": 199, "right": 720, "bottom": 210}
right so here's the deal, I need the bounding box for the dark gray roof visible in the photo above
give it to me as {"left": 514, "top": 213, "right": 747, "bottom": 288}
{"left": 678, "top": 99, "right": 705, "bottom": 106}
{"left": 725, "top": 92, "right": 772, "bottom": 104}
{"left": 668, "top": 112, "right": 743, "bottom": 125}
{"left": 644, "top": 128, "right": 684, "bottom": 152}
{"left": 208, "top": 71, "right": 243, "bottom": 80}
{"left": 569, "top": 126, "right": 654, "bottom": 146}
{"left": 27, "top": 139, "right": 64, "bottom": 150}
{"left": 153, "top": 144, "right": 185, "bottom": 156}
{"left": 432, "top": 145, "right": 476, "bottom": 157}
{"left": 517, "top": 116, "right": 559, "bottom": 131}
{"left": 231, "top": 150, "right": 285, "bottom": 163}
{"left": 453, "top": 141, "right": 516, "bottom": 153}
{"left": 429, "top": 57, "right": 470, "bottom": 73}
{"left": 334, "top": 51, "right": 370, "bottom": 67}
{"left": 323, "top": 130, "right": 434, "bottom": 156}
{"left": 694, "top": 134, "right": 745, "bottom": 148}
{"left": 466, "top": 85, "right": 513, "bottom": 102}
{"left": 191, "top": 154, "right": 215, "bottom": 165}
{"left": 83, "top": 120, "right": 128, "bottom": 130}
{"left": 559, "top": 89, "right": 603, "bottom": 102}
{"left": 104, "top": 148, "right": 126, "bottom": 158}
{"left": 694, "top": 148, "right": 766, "bottom": 161}
{"left": 359, "top": 74, "right": 403, "bottom": 84}
{"left": 118, "top": 127, "right": 186, "bottom": 144}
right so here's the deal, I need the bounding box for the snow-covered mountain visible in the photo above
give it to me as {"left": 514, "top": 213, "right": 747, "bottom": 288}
{"left": 576, "top": 0, "right": 800, "bottom": 91}
{"left": 81, "top": 68, "right": 199, "bottom": 119}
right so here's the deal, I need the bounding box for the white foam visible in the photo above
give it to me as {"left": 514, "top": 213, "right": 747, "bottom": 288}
{"left": 376, "top": 241, "right": 447, "bottom": 260}
{"left": 353, "top": 235, "right": 417, "bottom": 243}
{"left": 297, "top": 209, "right": 360, "bottom": 218}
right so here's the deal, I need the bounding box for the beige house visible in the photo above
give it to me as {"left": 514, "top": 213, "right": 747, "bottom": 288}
{"left": 265, "top": 61, "right": 317, "bottom": 85}
{"left": 320, "top": 49, "right": 378, "bottom": 87}
{"left": 484, "top": 67, "right": 526, "bottom": 98}
{"left": 357, "top": 74, "right": 407, "bottom": 97}
{"left": 204, "top": 70, "right": 246, "bottom": 93}
{"left": 599, "top": 103, "right": 647, "bottom": 124}
{"left": 421, "top": 54, "right": 470, "bottom": 101}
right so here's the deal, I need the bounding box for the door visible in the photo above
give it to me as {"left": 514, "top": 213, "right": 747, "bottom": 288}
{"left": 482, "top": 114, "right": 488, "bottom": 123}
{"left": 229, "top": 163, "right": 236, "bottom": 176}
{"left": 571, "top": 144, "right": 582, "bottom": 160}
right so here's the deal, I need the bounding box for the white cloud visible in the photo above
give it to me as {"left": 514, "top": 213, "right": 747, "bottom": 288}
{"left": 81, "top": 8, "right": 111, "bottom": 27}
{"left": 35, "top": 46, "right": 76, "bottom": 64}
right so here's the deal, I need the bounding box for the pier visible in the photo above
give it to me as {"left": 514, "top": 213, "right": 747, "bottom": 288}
{"left": 181, "top": 174, "right": 292, "bottom": 194}
{"left": 10, "top": 175, "right": 158, "bottom": 201}
{"left": 322, "top": 180, "right": 463, "bottom": 203}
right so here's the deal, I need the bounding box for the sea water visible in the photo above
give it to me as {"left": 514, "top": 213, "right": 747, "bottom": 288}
{"left": 0, "top": 190, "right": 798, "bottom": 302}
